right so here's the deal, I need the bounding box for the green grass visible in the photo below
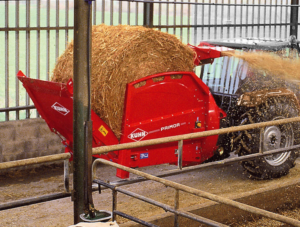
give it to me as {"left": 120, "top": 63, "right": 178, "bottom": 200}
{"left": 0, "top": 2, "right": 192, "bottom": 121}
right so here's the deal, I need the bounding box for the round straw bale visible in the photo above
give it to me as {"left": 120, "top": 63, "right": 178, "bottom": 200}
{"left": 52, "top": 24, "right": 195, "bottom": 139}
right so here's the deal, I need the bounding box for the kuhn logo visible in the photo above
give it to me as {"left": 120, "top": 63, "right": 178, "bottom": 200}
{"left": 128, "top": 128, "right": 148, "bottom": 142}
{"left": 51, "top": 102, "right": 70, "bottom": 116}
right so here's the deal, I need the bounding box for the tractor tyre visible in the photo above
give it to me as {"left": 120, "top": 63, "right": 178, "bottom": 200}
{"left": 235, "top": 97, "right": 299, "bottom": 180}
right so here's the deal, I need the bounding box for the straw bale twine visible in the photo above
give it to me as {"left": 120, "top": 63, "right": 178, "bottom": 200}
{"left": 52, "top": 24, "right": 195, "bottom": 139}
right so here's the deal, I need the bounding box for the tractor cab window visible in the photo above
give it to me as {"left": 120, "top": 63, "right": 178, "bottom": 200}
{"left": 200, "top": 56, "right": 248, "bottom": 95}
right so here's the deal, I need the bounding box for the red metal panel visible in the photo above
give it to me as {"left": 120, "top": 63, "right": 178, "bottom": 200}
{"left": 18, "top": 70, "right": 225, "bottom": 179}
{"left": 18, "top": 72, "right": 74, "bottom": 144}
{"left": 116, "top": 71, "right": 225, "bottom": 178}
{"left": 17, "top": 71, "right": 119, "bottom": 152}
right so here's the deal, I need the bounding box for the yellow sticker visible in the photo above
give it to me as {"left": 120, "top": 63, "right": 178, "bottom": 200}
{"left": 99, "top": 125, "right": 108, "bottom": 137}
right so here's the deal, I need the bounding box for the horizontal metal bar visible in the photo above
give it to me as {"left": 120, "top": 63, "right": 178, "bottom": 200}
{"left": 0, "top": 105, "right": 35, "bottom": 113}
{"left": 118, "top": 0, "right": 300, "bottom": 7}
{"left": 0, "top": 26, "right": 74, "bottom": 32}
{"left": 96, "top": 159, "right": 300, "bottom": 226}
{"left": 96, "top": 179, "right": 116, "bottom": 190}
{"left": 153, "top": 23, "right": 292, "bottom": 29}
{"left": 114, "top": 210, "right": 160, "bottom": 227}
{"left": 92, "top": 117, "right": 300, "bottom": 155}
{"left": 2, "top": 23, "right": 293, "bottom": 32}
{"left": 94, "top": 144, "right": 300, "bottom": 188}
{"left": 163, "top": 145, "right": 300, "bottom": 176}
{"left": 4, "top": 145, "right": 294, "bottom": 212}
{"left": 0, "top": 153, "right": 71, "bottom": 170}
{"left": 2, "top": 144, "right": 298, "bottom": 212}
{"left": 95, "top": 179, "right": 228, "bottom": 227}
{"left": 0, "top": 192, "right": 71, "bottom": 211}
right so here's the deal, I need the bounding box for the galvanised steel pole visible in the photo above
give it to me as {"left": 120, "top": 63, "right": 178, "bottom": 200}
{"left": 73, "top": 0, "right": 92, "bottom": 223}
{"left": 290, "top": 0, "right": 299, "bottom": 38}
{"left": 143, "top": 0, "right": 154, "bottom": 28}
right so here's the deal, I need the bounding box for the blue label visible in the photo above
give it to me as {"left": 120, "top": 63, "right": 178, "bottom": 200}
{"left": 140, "top": 153, "right": 149, "bottom": 159}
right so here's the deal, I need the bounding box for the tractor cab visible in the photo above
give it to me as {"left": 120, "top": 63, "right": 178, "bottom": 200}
{"left": 198, "top": 37, "right": 300, "bottom": 112}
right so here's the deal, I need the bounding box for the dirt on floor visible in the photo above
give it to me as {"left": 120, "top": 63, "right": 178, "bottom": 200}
{"left": 0, "top": 159, "right": 300, "bottom": 227}
{"left": 235, "top": 206, "right": 300, "bottom": 227}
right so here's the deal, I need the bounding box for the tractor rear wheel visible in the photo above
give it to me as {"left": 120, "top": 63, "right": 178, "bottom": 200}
{"left": 235, "top": 98, "right": 299, "bottom": 179}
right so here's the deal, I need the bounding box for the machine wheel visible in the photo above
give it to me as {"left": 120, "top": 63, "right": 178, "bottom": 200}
{"left": 235, "top": 98, "right": 299, "bottom": 179}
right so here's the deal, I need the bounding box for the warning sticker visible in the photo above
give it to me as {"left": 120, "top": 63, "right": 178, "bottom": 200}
{"left": 99, "top": 125, "right": 108, "bottom": 137}
{"left": 140, "top": 153, "right": 149, "bottom": 159}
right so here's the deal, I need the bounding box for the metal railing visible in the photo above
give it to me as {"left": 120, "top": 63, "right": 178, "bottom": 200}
{"left": 94, "top": 178, "right": 228, "bottom": 227}
{"left": 91, "top": 117, "right": 300, "bottom": 226}
{"left": 93, "top": 159, "right": 300, "bottom": 226}
{"left": 1, "top": 0, "right": 299, "bottom": 121}
{"left": 1, "top": 116, "right": 300, "bottom": 225}
{"left": 0, "top": 152, "right": 71, "bottom": 211}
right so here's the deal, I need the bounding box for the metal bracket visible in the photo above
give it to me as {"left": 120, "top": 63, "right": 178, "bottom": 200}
{"left": 177, "top": 140, "right": 183, "bottom": 170}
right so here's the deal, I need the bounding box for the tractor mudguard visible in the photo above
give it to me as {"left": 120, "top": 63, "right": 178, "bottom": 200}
{"left": 17, "top": 71, "right": 119, "bottom": 161}
{"left": 116, "top": 71, "right": 226, "bottom": 178}
{"left": 237, "top": 88, "right": 300, "bottom": 109}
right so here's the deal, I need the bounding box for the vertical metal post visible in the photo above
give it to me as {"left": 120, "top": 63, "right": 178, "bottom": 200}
{"left": 102, "top": 0, "right": 105, "bottom": 24}
{"left": 73, "top": 0, "right": 92, "bottom": 224}
{"left": 173, "top": 0, "right": 176, "bottom": 35}
{"left": 167, "top": 0, "right": 170, "bottom": 34}
{"left": 290, "top": 0, "right": 299, "bottom": 38}
{"left": 143, "top": 0, "right": 153, "bottom": 27}
{"left": 221, "top": 0, "right": 224, "bottom": 39}
{"left": 36, "top": 0, "right": 41, "bottom": 118}
{"left": 56, "top": 0, "right": 60, "bottom": 60}
{"left": 65, "top": 0, "right": 69, "bottom": 47}
{"left": 84, "top": 121, "right": 94, "bottom": 216}
{"left": 119, "top": 0, "right": 122, "bottom": 24}
{"left": 112, "top": 190, "right": 118, "bottom": 221}
{"left": 187, "top": 0, "right": 191, "bottom": 43}
{"left": 226, "top": 0, "right": 230, "bottom": 38}
{"left": 257, "top": 0, "right": 261, "bottom": 38}
{"left": 127, "top": 1, "right": 130, "bottom": 25}
{"left": 180, "top": 0, "right": 183, "bottom": 40}
{"left": 201, "top": 0, "right": 204, "bottom": 40}
{"left": 26, "top": 0, "right": 30, "bottom": 119}
{"left": 259, "top": 127, "right": 264, "bottom": 154}
{"left": 5, "top": 0, "right": 9, "bottom": 121}
{"left": 174, "top": 189, "right": 180, "bottom": 227}
{"left": 15, "top": 0, "right": 20, "bottom": 120}
{"left": 93, "top": 1, "right": 97, "bottom": 25}
{"left": 64, "top": 159, "right": 70, "bottom": 193}
{"left": 46, "top": 0, "right": 50, "bottom": 81}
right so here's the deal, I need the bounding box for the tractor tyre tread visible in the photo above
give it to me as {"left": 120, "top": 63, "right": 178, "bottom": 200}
{"left": 235, "top": 97, "right": 299, "bottom": 180}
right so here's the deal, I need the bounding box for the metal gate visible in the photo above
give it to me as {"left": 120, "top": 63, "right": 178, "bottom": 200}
{"left": 0, "top": 0, "right": 299, "bottom": 121}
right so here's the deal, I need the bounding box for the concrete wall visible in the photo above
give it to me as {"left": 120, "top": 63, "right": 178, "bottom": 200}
{"left": 0, "top": 118, "right": 64, "bottom": 167}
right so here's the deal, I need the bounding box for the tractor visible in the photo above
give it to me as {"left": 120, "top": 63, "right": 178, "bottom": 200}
{"left": 199, "top": 37, "right": 300, "bottom": 179}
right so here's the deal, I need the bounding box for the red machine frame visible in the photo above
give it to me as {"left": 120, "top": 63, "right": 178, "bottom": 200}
{"left": 17, "top": 43, "right": 230, "bottom": 178}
